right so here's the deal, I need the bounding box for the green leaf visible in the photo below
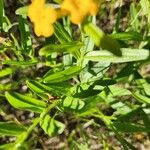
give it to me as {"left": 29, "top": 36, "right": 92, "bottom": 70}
{"left": 0, "top": 68, "right": 13, "bottom": 78}
{"left": 141, "top": 109, "right": 150, "bottom": 131}
{"left": 106, "top": 85, "right": 132, "bottom": 97}
{"left": 0, "top": 122, "right": 26, "bottom": 136}
{"left": 136, "top": 79, "right": 150, "bottom": 96}
{"left": 74, "top": 142, "right": 90, "bottom": 150}
{"left": 0, "top": 0, "right": 4, "bottom": 29}
{"left": 39, "top": 42, "right": 83, "bottom": 57}
{"left": 111, "top": 126, "right": 138, "bottom": 150}
{"left": 43, "top": 66, "right": 82, "bottom": 83}
{"left": 0, "top": 83, "right": 11, "bottom": 91}
{"left": 18, "top": 16, "right": 33, "bottom": 55}
{"left": 54, "top": 22, "right": 80, "bottom": 58}
{"left": 26, "top": 80, "right": 70, "bottom": 99}
{"left": 78, "top": 95, "right": 104, "bottom": 117}
{"left": 2, "top": 60, "right": 38, "bottom": 66}
{"left": 132, "top": 92, "right": 150, "bottom": 105}
{"left": 85, "top": 48, "right": 149, "bottom": 63}
{"left": 82, "top": 22, "right": 121, "bottom": 56}
{"left": 130, "top": 3, "right": 140, "bottom": 32}
{"left": 54, "top": 22, "right": 72, "bottom": 43}
{"left": 40, "top": 114, "right": 65, "bottom": 136}
{"left": 111, "top": 102, "right": 132, "bottom": 115}
{"left": 61, "top": 96, "right": 85, "bottom": 110}
{"left": 111, "top": 32, "right": 143, "bottom": 41}
{"left": 15, "top": 6, "right": 28, "bottom": 16}
{"left": 5, "top": 92, "right": 46, "bottom": 113}
{"left": 116, "top": 64, "right": 135, "bottom": 80}
{"left": 140, "top": 0, "right": 150, "bottom": 24}
{"left": 113, "top": 122, "right": 150, "bottom": 132}
{"left": 0, "top": 143, "right": 15, "bottom": 150}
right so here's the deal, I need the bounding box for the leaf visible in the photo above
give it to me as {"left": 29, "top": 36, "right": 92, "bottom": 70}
{"left": 2, "top": 60, "right": 38, "bottom": 66}
{"left": 116, "top": 64, "right": 135, "bottom": 80}
{"left": 61, "top": 96, "right": 85, "bottom": 110}
{"left": 0, "top": 68, "right": 13, "bottom": 78}
{"left": 15, "top": 6, "right": 28, "bottom": 16}
{"left": 54, "top": 22, "right": 81, "bottom": 58}
{"left": 107, "top": 85, "right": 132, "bottom": 97}
{"left": 132, "top": 92, "right": 150, "bottom": 105}
{"left": 130, "top": 3, "right": 140, "bottom": 32}
{"left": 40, "top": 114, "right": 65, "bottom": 136}
{"left": 85, "top": 48, "right": 149, "bottom": 63}
{"left": 43, "top": 66, "right": 82, "bottom": 83}
{"left": 73, "top": 84, "right": 101, "bottom": 99}
{"left": 94, "top": 78, "right": 116, "bottom": 86}
{"left": 0, "top": 122, "right": 26, "bottom": 136}
{"left": 74, "top": 142, "right": 90, "bottom": 150}
{"left": 26, "top": 80, "right": 70, "bottom": 99}
{"left": 80, "top": 62, "right": 110, "bottom": 82}
{"left": 111, "top": 102, "right": 132, "bottom": 115}
{"left": 82, "top": 22, "right": 121, "bottom": 56}
{"left": 140, "top": 109, "right": 150, "bottom": 131}
{"left": 136, "top": 79, "right": 150, "bottom": 96}
{"left": 110, "top": 32, "right": 143, "bottom": 41}
{"left": 77, "top": 95, "right": 104, "bottom": 117}
{"left": 140, "top": 0, "right": 150, "bottom": 24}
{"left": 5, "top": 92, "right": 46, "bottom": 113}
{"left": 113, "top": 122, "right": 150, "bottom": 132}
{"left": 18, "top": 16, "right": 33, "bottom": 55}
{"left": 39, "top": 42, "right": 83, "bottom": 57}
{"left": 0, "top": 143, "right": 15, "bottom": 150}
{"left": 0, "top": 83, "right": 11, "bottom": 91}
{"left": 54, "top": 22, "right": 72, "bottom": 43}
{"left": 111, "top": 126, "right": 138, "bottom": 150}
{"left": 0, "top": 0, "right": 4, "bottom": 29}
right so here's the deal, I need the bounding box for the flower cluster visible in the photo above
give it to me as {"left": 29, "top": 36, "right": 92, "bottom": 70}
{"left": 28, "top": 0, "right": 57, "bottom": 37}
{"left": 28, "top": 0, "right": 99, "bottom": 37}
{"left": 61, "top": 0, "right": 99, "bottom": 24}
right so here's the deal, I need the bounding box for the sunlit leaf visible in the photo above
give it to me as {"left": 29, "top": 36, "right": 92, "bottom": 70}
{"left": 85, "top": 48, "right": 149, "bottom": 63}
{"left": 0, "top": 122, "right": 26, "bottom": 136}
{"left": 0, "top": 68, "right": 13, "bottom": 78}
{"left": 5, "top": 92, "right": 46, "bottom": 113}
{"left": 40, "top": 114, "right": 65, "bottom": 136}
{"left": 43, "top": 66, "right": 82, "bottom": 83}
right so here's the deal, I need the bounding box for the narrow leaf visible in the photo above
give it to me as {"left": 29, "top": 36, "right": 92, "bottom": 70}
{"left": 26, "top": 80, "right": 70, "bottom": 99}
{"left": 0, "top": 0, "right": 4, "bottom": 29}
{"left": 0, "top": 68, "right": 13, "bottom": 78}
{"left": 0, "top": 122, "right": 26, "bottom": 136}
{"left": 132, "top": 92, "right": 150, "bottom": 105}
{"left": 43, "top": 66, "right": 82, "bottom": 83}
{"left": 113, "top": 122, "right": 150, "bottom": 132}
{"left": 2, "top": 60, "right": 38, "bottom": 66}
{"left": 85, "top": 48, "right": 149, "bottom": 63}
{"left": 39, "top": 42, "right": 83, "bottom": 57}
{"left": 5, "top": 92, "right": 46, "bottom": 113}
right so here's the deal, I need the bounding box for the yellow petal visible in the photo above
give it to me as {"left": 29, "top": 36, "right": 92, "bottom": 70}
{"left": 70, "top": 11, "right": 86, "bottom": 24}
{"left": 34, "top": 23, "right": 42, "bottom": 37}
{"left": 44, "top": 6, "right": 57, "bottom": 23}
{"left": 42, "top": 24, "right": 54, "bottom": 37}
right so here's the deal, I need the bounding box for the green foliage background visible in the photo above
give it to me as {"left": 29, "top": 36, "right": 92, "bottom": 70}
{"left": 1, "top": 0, "right": 150, "bottom": 149}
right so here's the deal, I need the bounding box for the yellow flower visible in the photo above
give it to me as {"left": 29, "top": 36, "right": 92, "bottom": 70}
{"left": 61, "top": 0, "right": 99, "bottom": 24}
{"left": 28, "top": 0, "right": 57, "bottom": 37}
